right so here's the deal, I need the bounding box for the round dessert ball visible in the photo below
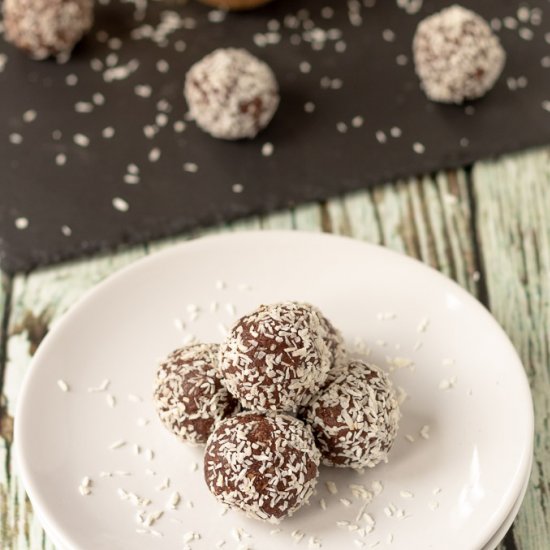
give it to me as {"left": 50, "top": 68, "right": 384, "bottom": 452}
{"left": 218, "top": 302, "right": 332, "bottom": 412}
{"left": 204, "top": 411, "right": 321, "bottom": 522}
{"left": 184, "top": 48, "right": 280, "bottom": 140}
{"left": 304, "top": 359, "right": 400, "bottom": 469}
{"left": 3, "top": 0, "right": 94, "bottom": 60}
{"left": 413, "top": 5, "right": 506, "bottom": 104}
{"left": 198, "top": 0, "right": 273, "bottom": 10}
{"left": 153, "top": 343, "right": 238, "bottom": 445}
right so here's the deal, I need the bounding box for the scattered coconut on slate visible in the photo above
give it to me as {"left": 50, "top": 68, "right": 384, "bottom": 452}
{"left": 413, "top": 5, "right": 506, "bottom": 104}
{"left": 218, "top": 302, "right": 333, "bottom": 412}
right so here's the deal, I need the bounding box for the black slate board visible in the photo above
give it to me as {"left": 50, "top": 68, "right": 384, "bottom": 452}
{"left": 0, "top": 0, "right": 549, "bottom": 273}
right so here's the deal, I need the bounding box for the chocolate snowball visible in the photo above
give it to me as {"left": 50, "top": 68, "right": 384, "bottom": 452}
{"left": 304, "top": 359, "right": 400, "bottom": 469}
{"left": 184, "top": 48, "right": 279, "bottom": 140}
{"left": 154, "top": 343, "right": 238, "bottom": 445}
{"left": 218, "top": 302, "right": 332, "bottom": 412}
{"left": 204, "top": 411, "right": 320, "bottom": 522}
{"left": 413, "top": 5, "right": 505, "bottom": 103}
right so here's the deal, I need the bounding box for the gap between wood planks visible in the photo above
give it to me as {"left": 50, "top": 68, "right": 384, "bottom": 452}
{"left": 464, "top": 168, "right": 490, "bottom": 308}
{"left": 0, "top": 274, "right": 12, "bottom": 369}
{"left": 0, "top": 273, "right": 13, "bottom": 432}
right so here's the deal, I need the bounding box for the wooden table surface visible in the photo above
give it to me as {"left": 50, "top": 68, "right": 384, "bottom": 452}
{"left": 1, "top": 146, "right": 549, "bottom": 549}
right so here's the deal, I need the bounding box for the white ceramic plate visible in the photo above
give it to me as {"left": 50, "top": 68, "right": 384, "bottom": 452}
{"left": 16, "top": 231, "right": 534, "bottom": 550}
{"left": 482, "top": 452, "right": 532, "bottom": 550}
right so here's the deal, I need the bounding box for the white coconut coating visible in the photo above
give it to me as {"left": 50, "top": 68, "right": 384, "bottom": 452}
{"left": 184, "top": 48, "right": 280, "bottom": 140}
{"left": 153, "top": 343, "right": 238, "bottom": 445}
{"left": 204, "top": 411, "right": 321, "bottom": 523}
{"left": 3, "top": 0, "right": 94, "bottom": 60}
{"left": 218, "top": 302, "right": 332, "bottom": 412}
{"left": 413, "top": 5, "right": 506, "bottom": 104}
{"left": 312, "top": 306, "right": 348, "bottom": 385}
{"left": 304, "top": 359, "right": 400, "bottom": 469}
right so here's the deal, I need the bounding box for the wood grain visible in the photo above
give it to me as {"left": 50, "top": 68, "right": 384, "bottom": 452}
{"left": 474, "top": 148, "right": 550, "bottom": 550}
{"left": 2, "top": 148, "right": 549, "bottom": 548}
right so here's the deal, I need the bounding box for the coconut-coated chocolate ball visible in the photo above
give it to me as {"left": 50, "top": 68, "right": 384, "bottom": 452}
{"left": 3, "top": 0, "right": 93, "bottom": 60}
{"left": 413, "top": 5, "right": 505, "bottom": 103}
{"left": 154, "top": 343, "right": 238, "bottom": 445}
{"left": 184, "top": 48, "right": 279, "bottom": 140}
{"left": 304, "top": 359, "right": 400, "bottom": 469}
{"left": 218, "top": 302, "right": 332, "bottom": 412}
{"left": 204, "top": 411, "right": 320, "bottom": 522}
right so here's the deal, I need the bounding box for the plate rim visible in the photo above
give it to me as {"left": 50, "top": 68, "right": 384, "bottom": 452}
{"left": 14, "top": 230, "right": 535, "bottom": 550}
{"left": 484, "top": 449, "right": 533, "bottom": 550}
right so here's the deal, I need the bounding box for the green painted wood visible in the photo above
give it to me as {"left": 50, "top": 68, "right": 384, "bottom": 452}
{"left": 0, "top": 273, "right": 13, "bottom": 546}
{"left": 325, "top": 187, "right": 399, "bottom": 245}
{"left": 230, "top": 216, "right": 262, "bottom": 232}
{"left": 260, "top": 210, "right": 294, "bottom": 230}
{"left": 293, "top": 203, "right": 324, "bottom": 232}
{"left": 473, "top": 147, "right": 550, "bottom": 550}
{"left": 0, "top": 273, "right": 9, "bottom": 383}
{"left": 324, "top": 172, "right": 478, "bottom": 288}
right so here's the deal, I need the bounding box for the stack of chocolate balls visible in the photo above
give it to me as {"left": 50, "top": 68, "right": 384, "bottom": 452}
{"left": 154, "top": 301, "right": 400, "bottom": 523}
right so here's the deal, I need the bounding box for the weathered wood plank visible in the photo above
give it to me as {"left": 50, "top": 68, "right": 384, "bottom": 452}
{"left": 324, "top": 191, "right": 381, "bottom": 242}
{"left": 473, "top": 147, "right": 550, "bottom": 550}
{"left": 229, "top": 217, "right": 262, "bottom": 233}
{"left": 0, "top": 273, "right": 13, "bottom": 547}
{"left": 341, "top": 191, "right": 382, "bottom": 243}
{"left": 364, "top": 172, "right": 478, "bottom": 292}
{"left": 293, "top": 203, "right": 323, "bottom": 232}
{"left": 0, "top": 274, "right": 8, "bottom": 335}
{"left": 260, "top": 210, "right": 294, "bottom": 230}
